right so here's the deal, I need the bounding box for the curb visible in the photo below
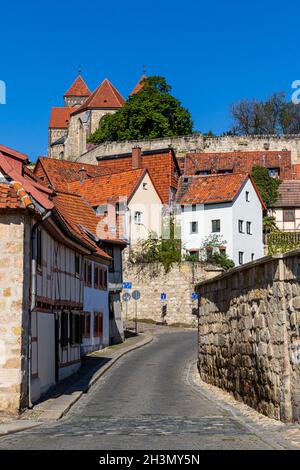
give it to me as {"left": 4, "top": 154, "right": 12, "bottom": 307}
{"left": 0, "top": 333, "right": 153, "bottom": 438}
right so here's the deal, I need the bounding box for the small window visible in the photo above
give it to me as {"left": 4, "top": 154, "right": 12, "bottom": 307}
{"left": 134, "top": 211, "right": 142, "bottom": 225}
{"left": 181, "top": 205, "right": 184, "bottom": 212}
{"left": 283, "top": 208, "right": 295, "bottom": 222}
{"left": 104, "top": 270, "right": 108, "bottom": 288}
{"left": 246, "top": 221, "right": 252, "bottom": 234}
{"left": 94, "top": 265, "right": 99, "bottom": 289}
{"left": 60, "top": 312, "right": 69, "bottom": 347}
{"left": 94, "top": 313, "right": 103, "bottom": 337}
{"left": 75, "top": 253, "right": 80, "bottom": 277}
{"left": 239, "top": 252, "right": 244, "bottom": 265}
{"left": 246, "top": 191, "right": 250, "bottom": 202}
{"left": 251, "top": 253, "right": 255, "bottom": 261}
{"left": 268, "top": 167, "right": 280, "bottom": 178}
{"left": 238, "top": 220, "right": 244, "bottom": 233}
{"left": 88, "top": 262, "right": 92, "bottom": 287}
{"left": 212, "top": 219, "right": 220, "bottom": 233}
{"left": 192, "top": 204, "right": 196, "bottom": 212}
{"left": 83, "top": 313, "right": 91, "bottom": 338}
{"left": 37, "top": 228, "right": 42, "bottom": 269}
{"left": 99, "top": 267, "right": 103, "bottom": 288}
{"left": 217, "top": 169, "right": 233, "bottom": 174}
{"left": 190, "top": 221, "right": 198, "bottom": 234}
{"left": 143, "top": 182, "right": 148, "bottom": 190}
{"left": 195, "top": 170, "right": 211, "bottom": 176}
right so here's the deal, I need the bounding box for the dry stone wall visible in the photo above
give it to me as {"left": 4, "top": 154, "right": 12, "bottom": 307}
{"left": 122, "top": 261, "right": 222, "bottom": 327}
{"left": 196, "top": 251, "right": 300, "bottom": 423}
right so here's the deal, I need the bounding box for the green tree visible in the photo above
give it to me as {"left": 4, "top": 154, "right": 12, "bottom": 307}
{"left": 88, "top": 76, "right": 193, "bottom": 143}
{"left": 251, "top": 166, "right": 282, "bottom": 208}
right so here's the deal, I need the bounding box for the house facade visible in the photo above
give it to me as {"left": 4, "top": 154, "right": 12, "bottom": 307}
{"left": 178, "top": 174, "right": 265, "bottom": 266}
{"left": 271, "top": 180, "right": 300, "bottom": 231}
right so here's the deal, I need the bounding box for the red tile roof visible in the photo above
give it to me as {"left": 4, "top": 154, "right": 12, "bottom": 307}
{"left": 130, "top": 75, "right": 146, "bottom": 96}
{"left": 72, "top": 79, "right": 125, "bottom": 114}
{"left": 0, "top": 144, "right": 28, "bottom": 161}
{"left": 273, "top": 180, "right": 300, "bottom": 208}
{"left": 53, "top": 191, "right": 112, "bottom": 260}
{"left": 178, "top": 173, "right": 265, "bottom": 208}
{"left": 49, "top": 107, "right": 74, "bottom": 129}
{"left": 34, "top": 157, "right": 120, "bottom": 191}
{"left": 0, "top": 182, "right": 34, "bottom": 210}
{"left": 68, "top": 168, "right": 146, "bottom": 207}
{"left": 64, "top": 75, "right": 91, "bottom": 97}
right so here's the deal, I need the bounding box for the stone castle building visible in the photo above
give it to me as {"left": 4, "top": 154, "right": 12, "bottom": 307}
{"left": 49, "top": 75, "right": 144, "bottom": 160}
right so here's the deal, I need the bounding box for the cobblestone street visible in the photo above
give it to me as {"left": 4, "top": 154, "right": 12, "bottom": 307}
{"left": 0, "top": 330, "right": 298, "bottom": 450}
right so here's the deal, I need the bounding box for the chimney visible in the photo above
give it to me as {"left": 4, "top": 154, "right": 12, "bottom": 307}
{"left": 132, "top": 146, "right": 142, "bottom": 169}
{"left": 79, "top": 167, "right": 87, "bottom": 183}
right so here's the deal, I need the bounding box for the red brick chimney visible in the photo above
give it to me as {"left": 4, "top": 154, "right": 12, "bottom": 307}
{"left": 132, "top": 146, "right": 142, "bottom": 169}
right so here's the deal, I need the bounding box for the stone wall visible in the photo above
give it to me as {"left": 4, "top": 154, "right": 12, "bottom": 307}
{"left": 196, "top": 251, "right": 300, "bottom": 423}
{"left": 75, "top": 133, "right": 300, "bottom": 164}
{"left": 0, "top": 213, "right": 30, "bottom": 414}
{"left": 121, "top": 261, "right": 222, "bottom": 327}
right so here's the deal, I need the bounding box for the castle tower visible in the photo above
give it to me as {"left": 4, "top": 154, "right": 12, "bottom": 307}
{"left": 63, "top": 75, "right": 91, "bottom": 107}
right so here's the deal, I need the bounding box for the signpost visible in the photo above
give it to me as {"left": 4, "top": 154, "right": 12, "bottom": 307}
{"left": 132, "top": 290, "right": 141, "bottom": 334}
{"left": 122, "top": 292, "right": 131, "bottom": 331}
{"left": 123, "top": 282, "right": 132, "bottom": 290}
{"left": 160, "top": 293, "right": 167, "bottom": 323}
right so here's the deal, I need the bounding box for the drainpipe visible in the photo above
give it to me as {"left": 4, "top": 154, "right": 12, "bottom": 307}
{"left": 28, "top": 210, "right": 52, "bottom": 408}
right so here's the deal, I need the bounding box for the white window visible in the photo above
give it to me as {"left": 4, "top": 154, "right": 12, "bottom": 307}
{"left": 246, "top": 221, "right": 252, "bottom": 234}
{"left": 239, "top": 252, "right": 244, "bottom": 265}
{"left": 134, "top": 211, "right": 142, "bottom": 225}
{"left": 143, "top": 182, "right": 148, "bottom": 190}
{"left": 246, "top": 191, "right": 250, "bottom": 202}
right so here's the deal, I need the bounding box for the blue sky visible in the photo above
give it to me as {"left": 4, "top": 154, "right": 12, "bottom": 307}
{"left": 0, "top": 0, "right": 299, "bottom": 161}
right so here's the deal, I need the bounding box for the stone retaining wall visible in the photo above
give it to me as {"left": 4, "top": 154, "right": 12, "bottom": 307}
{"left": 76, "top": 134, "right": 300, "bottom": 164}
{"left": 196, "top": 251, "right": 300, "bottom": 423}
{"left": 122, "top": 262, "right": 222, "bottom": 327}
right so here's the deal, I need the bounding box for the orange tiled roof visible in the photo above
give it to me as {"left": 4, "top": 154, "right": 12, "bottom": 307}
{"left": 178, "top": 173, "right": 250, "bottom": 205}
{"left": 0, "top": 182, "right": 34, "bottom": 210}
{"left": 53, "top": 191, "right": 112, "bottom": 260}
{"left": 72, "top": 79, "right": 125, "bottom": 114}
{"left": 130, "top": 75, "right": 146, "bottom": 96}
{"left": 68, "top": 168, "right": 146, "bottom": 207}
{"left": 0, "top": 144, "right": 28, "bottom": 161}
{"left": 64, "top": 75, "right": 91, "bottom": 97}
{"left": 34, "top": 157, "right": 120, "bottom": 191}
{"left": 49, "top": 107, "right": 74, "bottom": 129}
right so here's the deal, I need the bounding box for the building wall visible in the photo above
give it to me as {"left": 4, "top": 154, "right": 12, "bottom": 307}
{"left": 272, "top": 208, "right": 300, "bottom": 231}
{"left": 121, "top": 261, "right": 222, "bottom": 327}
{"left": 0, "top": 212, "right": 31, "bottom": 414}
{"left": 82, "top": 259, "right": 109, "bottom": 353}
{"left": 128, "top": 173, "right": 162, "bottom": 243}
{"left": 196, "top": 251, "right": 300, "bottom": 423}
{"left": 180, "top": 179, "right": 264, "bottom": 266}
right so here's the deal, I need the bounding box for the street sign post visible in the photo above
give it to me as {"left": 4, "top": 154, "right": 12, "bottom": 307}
{"left": 122, "top": 292, "right": 131, "bottom": 331}
{"left": 160, "top": 293, "right": 167, "bottom": 323}
{"left": 132, "top": 290, "right": 141, "bottom": 334}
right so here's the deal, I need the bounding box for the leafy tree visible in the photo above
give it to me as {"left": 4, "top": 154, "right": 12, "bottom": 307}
{"left": 229, "top": 92, "right": 300, "bottom": 135}
{"left": 251, "top": 166, "right": 282, "bottom": 208}
{"left": 88, "top": 76, "right": 193, "bottom": 143}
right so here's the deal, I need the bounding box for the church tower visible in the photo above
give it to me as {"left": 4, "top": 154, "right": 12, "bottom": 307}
{"left": 63, "top": 75, "right": 91, "bottom": 107}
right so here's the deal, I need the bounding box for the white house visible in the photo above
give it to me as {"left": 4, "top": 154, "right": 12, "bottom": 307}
{"left": 177, "top": 173, "right": 265, "bottom": 266}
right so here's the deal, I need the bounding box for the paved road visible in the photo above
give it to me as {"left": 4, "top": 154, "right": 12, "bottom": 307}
{"left": 0, "top": 331, "right": 281, "bottom": 449}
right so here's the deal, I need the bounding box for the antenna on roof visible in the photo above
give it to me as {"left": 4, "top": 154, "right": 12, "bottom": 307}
{"left": 142, "top": 65, "right": 146, "bottom": 75}
{"left": 78, "top": 64, "right": 82, "bottom": 75}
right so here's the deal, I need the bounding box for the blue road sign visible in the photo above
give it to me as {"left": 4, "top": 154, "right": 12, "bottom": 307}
{"left": 192, "top": 293, "right": 199, "bottom": 300}
{"left": 161, "top": 293, "right": 167, "bottom": 301}
{"left": 123, "top": 282, "right": 132, "bottom": 289}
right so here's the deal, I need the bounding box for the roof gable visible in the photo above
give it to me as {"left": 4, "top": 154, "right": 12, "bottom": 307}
{"left": 73, "top": 79, "right": 125, "bottom": 113}
{"left": 64, "top": 75, "right": 91, "bottom": 97}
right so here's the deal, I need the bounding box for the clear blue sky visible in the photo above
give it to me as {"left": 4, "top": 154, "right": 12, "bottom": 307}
{"left": 0, "top": 0, "right": 299, "bottom": 161}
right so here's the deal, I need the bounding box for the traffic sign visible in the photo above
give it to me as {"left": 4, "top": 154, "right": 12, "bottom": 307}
{"left": 132, "top": 290, "right": 141, "bottom": 301}
{"left": 192, "top": 292, "right": 199, "bottom": 300}
{"left": 123, "top": 282, "right": 132, "bottom": 289}
{"left": 122, "top": 292, "right": 131, "bottom": 302}
{"left": 161, "top": 293, "right": 167, "bottom": 301}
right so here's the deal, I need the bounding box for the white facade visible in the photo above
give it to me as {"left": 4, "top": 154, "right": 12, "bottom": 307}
{"left": 81, "top": 259, "right": 110, "bottom": 355}
{"left": 180, "top": 178, "right": 264, "bottom": 266}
